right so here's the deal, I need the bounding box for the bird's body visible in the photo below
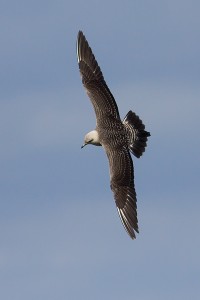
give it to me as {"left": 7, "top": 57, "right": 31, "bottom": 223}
{"left": 77, "top": 31, "right": 150, "bottom": 239}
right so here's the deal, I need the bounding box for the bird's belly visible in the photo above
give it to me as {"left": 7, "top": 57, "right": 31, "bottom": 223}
{"left": 98, "top": 127, "right": 127, "bottom": 148}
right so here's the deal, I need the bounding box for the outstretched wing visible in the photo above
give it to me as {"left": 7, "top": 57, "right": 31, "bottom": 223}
{"left": 106, "top": 145, "right": 139, "bottom": 239}
{"left": 77, "top": 31, "right": 120, "bottom": 123}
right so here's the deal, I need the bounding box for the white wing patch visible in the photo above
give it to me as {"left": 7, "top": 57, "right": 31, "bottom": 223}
{"left": 117, "top": 207, "right": 136, "bottom": 239}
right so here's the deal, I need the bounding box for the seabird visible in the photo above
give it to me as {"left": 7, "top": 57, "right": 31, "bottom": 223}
{"left": 77, "top": 31, "right": 150, "bottom": 239}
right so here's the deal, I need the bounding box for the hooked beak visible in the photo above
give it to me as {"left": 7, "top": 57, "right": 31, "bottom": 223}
{"left": 81, "top": 143, "right": 86, "bottom": 149}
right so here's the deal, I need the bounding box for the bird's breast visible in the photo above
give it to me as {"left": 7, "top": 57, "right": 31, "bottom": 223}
{"left": 97, "top": 121, "right": 128, "bottom": 148}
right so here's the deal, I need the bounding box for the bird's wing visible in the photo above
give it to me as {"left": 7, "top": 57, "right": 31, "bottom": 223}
{"left": 77, "top": 31, "right": 120, "bottom": 123}
{"left": 105, "top": 145, "right": 139, "bottom": 239}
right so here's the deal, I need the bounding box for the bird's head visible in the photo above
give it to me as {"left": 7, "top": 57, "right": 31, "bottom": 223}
{"left": 81, "top": 130, "right": 101, "bottom": 148}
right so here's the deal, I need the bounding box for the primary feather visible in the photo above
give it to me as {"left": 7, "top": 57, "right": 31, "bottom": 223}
{"left": 77, "top": 31, "right": 150, "bottom": 239}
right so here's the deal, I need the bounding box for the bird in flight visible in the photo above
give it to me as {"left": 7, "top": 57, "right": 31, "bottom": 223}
{"left": 77, "top": 31, "right": 150, "bottom": 239}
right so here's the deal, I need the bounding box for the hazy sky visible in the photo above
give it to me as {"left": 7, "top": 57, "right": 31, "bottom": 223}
{"left": 0, "top": 1, "right": 200, "bottom": 299}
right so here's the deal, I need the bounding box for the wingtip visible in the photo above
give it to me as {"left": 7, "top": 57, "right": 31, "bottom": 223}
{"left": 77, "top": 31, "right": 82, "bottom": 63}
{"left": 77, "top": 30, "right": 87, "bottom": 63}
{"left": 77, "top": 30, "right": 83, "bottom": 39}
{"left": 117, "top": 207, "right": 139, "bottom": 240}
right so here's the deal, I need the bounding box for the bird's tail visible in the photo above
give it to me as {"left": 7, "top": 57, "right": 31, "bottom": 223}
{"left": 123, "top": 111, "right": 150, "bottom": 158}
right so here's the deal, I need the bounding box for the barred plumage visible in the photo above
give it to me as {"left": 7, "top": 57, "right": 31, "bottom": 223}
{"left": 77, "top": 31, "right": 150, "bottom": 239}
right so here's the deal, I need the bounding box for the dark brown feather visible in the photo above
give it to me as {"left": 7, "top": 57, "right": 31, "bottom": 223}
{"left": 77, "top": 31, "right": 120, "bottom": 122}
{"left": 107, "top": 147, "right": 139, "bottom": 239}
{"left": 76, "top": 31, "right": 147, "bottom": 239}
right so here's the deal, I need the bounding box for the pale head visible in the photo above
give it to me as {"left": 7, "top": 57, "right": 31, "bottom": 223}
{"left": 81, "top": 130, "right": 101, "bottom": 148}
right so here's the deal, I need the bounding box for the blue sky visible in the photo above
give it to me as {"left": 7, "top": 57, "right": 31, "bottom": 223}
{"left": 0, "top": 0, "right": 200, "bottom": 299}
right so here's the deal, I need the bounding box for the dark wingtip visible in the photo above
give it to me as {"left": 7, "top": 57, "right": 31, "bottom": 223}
{"left": 76, "top": 31, "right": 104, "bottom": 82}
{"left": 77, "top": 30, "right": 84, "bottom": 40}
